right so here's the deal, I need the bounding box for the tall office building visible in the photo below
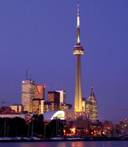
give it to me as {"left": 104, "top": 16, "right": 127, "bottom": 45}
{"left": 21, "top": 80, "right": 35, "bottom": 112}
{"left": 34, "top": 84, "right": 45, "bottom": 100}
{"left": 32, "top": 84, "right": 45, "bottom": 114}
{"left": 21, "top": 80, "right": 45, "bottom": 114}
{"left": 86, "top": 87, "right": 98, "bottom": 121}
{"left": 48, "top": 91, "right": 60, "bottom": 103}
{"left": 56, "top": 90, "right": 66, "bottom": 104}
{"left": 47, "top": 91, "right": 60, "bottom": 111}
{"left": 73, "top": 3, "right": 84, "bottom": 112}
{"left": 32, "top": 99, "right": 44, "bottom": 114}
{"left": 46, "top": 90, "right": 68, "bottom": 111}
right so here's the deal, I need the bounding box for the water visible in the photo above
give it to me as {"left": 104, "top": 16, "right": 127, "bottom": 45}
{"left": 0, "top": 141, "right": 128, "bottom": 147}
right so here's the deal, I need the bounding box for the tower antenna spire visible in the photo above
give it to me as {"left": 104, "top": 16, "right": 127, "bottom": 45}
{"left": 76, "top": 0, "right": 81, "bottom": 44}
{"left": 25, "top": 68, "right": 32, "bottom": 80}
{"left": 25, "top": 69, "right": 29, "bottom": 80}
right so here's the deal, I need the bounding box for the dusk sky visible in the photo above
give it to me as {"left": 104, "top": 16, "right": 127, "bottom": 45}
{"left": 0, "top": 0, "right": 128, "bottom": 122}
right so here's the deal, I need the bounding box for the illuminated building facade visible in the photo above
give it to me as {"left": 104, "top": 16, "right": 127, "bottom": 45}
{"left": 32, "top": 99, "right": 44, "bottom": 114}
{"left": 48, "top": 91, "right": 60, "bottom": 103}
{"left": 21, "top": 80, "right": 45, "bottom": 114}
{"left": 82, "top": 98, "right": 86, "bottom": 112}
{"left": 44, "top": 90, "right": 70, "bottom": 112}
{"left": 34, "top": 84, "right": 45, "bottom": 100}
{"left": 56, "top": 90, "right": 66, "bottom": 104}
{"left": 44, "top": 110, "right": 65, "bottom": 121}
{"left": 47, "top": 91, "right": 60, "bottom": 111}
{"left": 21, "top": 80, "right": 35, "bottom": 112}
{"left": 10, "top": 104, "right": 23, "bottom": 113}
{"left": 86, "top": 87, "right": 98, "bottom": 121}
{"left": 32, "top": 84, "right": 45, "bottom": 114}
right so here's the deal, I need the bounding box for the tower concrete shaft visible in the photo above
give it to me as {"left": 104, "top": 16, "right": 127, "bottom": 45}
{"left": 73, "top": 3, "right": 84, "bottom": 112}
{"left": 74, "top": 55, "right": 83, "bottom": 112}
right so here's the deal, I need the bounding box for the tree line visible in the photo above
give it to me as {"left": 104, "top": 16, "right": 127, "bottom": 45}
{"left": 0, "top": 115, "right": 65, "bottom": 138}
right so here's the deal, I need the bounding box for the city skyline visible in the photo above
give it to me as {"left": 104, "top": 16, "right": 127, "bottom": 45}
{"left": 0, "top": 0, "right": 128, "bottom": 122}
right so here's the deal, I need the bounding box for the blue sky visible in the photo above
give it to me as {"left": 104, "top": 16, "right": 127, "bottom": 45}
{"left": 0, "top": 0, "right": 128, "bottom": 122}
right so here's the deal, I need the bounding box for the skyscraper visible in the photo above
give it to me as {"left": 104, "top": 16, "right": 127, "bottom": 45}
{"left": 56, "top": 90, "right": 66, "bottom": 104}
{"left": 32, "top": 84, "right": 45, "bottom": 114}
{"left": 21, "top": 80, "right": 35, "bottom": 112}
{"left": 34, "top": 84, "right": 45, "bottom": 100}
{"left": 86, "top": 87, "right": 98, "bottom": 121}
{"left": 47, "top": 91, "right": 60, "bottom": 111}
{"left": 21, "top": 80, "right": 45, "bottom": 114}
{"left": 73, "top": 3, "right": 84, "bottom": 112}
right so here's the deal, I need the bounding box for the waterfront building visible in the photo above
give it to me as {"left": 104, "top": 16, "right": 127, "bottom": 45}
{"left": 60, "top": 103, "right": 72, "bottom": 111}
{"left": 32, "top": 84, "right": 45, "bottom": 114}
{"left": 21, "top": 80, "right": 35, "bottom": 112}
{"left": 46, "top": 90, "right": 71, "bottom": 112}
{"left": 32, "top": 99, "right": 44, "bottom": 114}
{"left": 82, "top": 98, "right": 86, "bottom": 112}
{"left": 44, "top": 101, "right": 72, "bottom": 112}
{"left": 86, "top": 87, "right": 98, "bottom": 121}
{"left": 21, "top": 80, "right": 45, "bottom": 113}
{"left": 56, "top": 90, "right": 66, "bottom": 104}
{"left": 44, "top": 101, "right": 50, "bottom": 112}
{"left": 34, "top": 84, "right": 45, "bottom": 100}
{"left": 0, "top": 113, "right": 25, "bottom": 119}
{"left": 48, "top": 91, "right": 60, "bottom": 104}
{"left": 47, "top": 91, "right": 60, "bottom": 111}
{"left": 44, "top": 110, "right": 65, "bottom": 121}
{"left": 10, "top": 104, "right": 23, "bottom": 113}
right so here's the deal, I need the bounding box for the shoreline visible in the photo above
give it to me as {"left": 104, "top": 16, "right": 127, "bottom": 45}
{"left": 0, "top": 136, "right": 127, "bottom": 142}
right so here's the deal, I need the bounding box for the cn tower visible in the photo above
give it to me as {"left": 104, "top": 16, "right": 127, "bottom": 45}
{"left": 73, "top": 3, "right": 84, "bottom": 112}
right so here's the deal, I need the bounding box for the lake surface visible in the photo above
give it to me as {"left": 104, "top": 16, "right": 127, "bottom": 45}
{"left": 0, "top": 141, "right": 128, "bottom": 147}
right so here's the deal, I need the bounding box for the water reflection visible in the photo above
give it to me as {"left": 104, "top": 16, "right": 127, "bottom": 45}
{"left": 71, "top": 141, "right": 85, "bottom": 147}
{"left": 0, "top": 141, "right": 128, "bottom": 147}
{"left": 19, "top": 142, "right": 43, "bottom": 147}
{"left": 56, "top": 142, "right": 68, "bottom": 147}
{"left": 70, "top": 141, "right": 112, "bottom": 147}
